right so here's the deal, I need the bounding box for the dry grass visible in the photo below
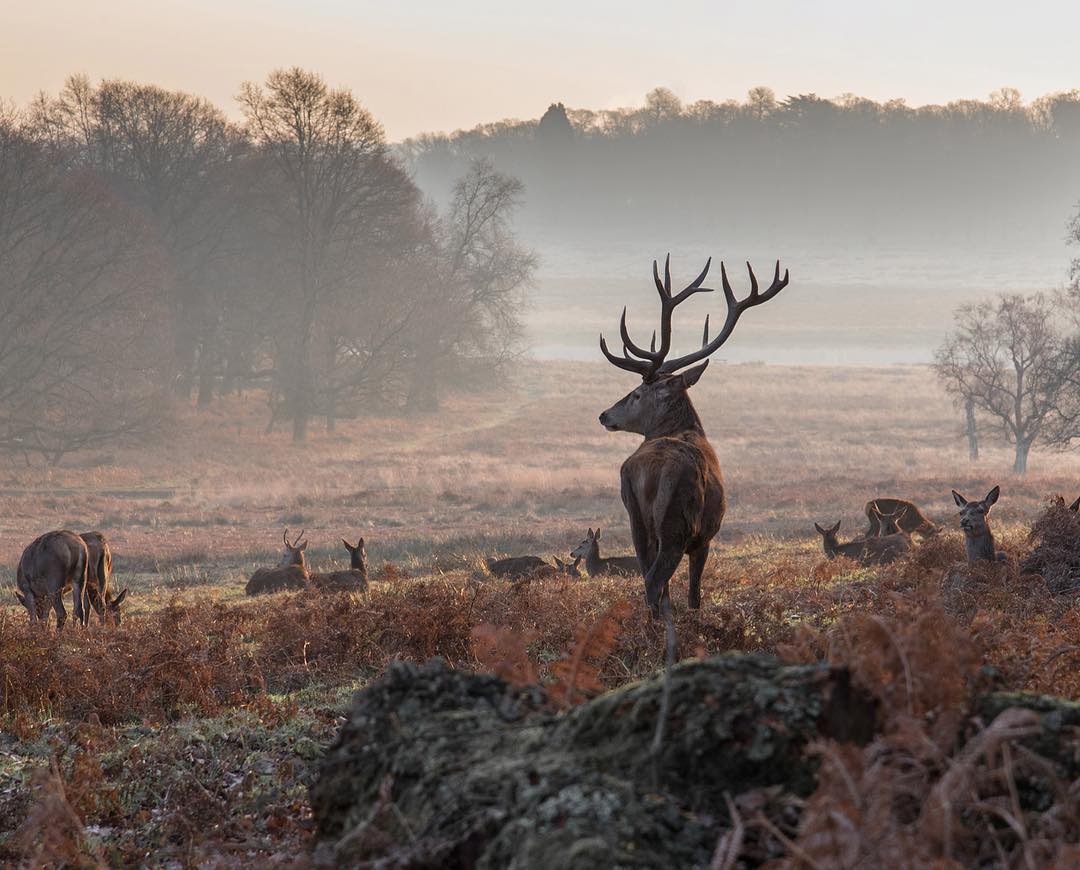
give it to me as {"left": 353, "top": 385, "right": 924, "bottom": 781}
{"left": 0, "top": 361, "right": 1077, "bottom": 865}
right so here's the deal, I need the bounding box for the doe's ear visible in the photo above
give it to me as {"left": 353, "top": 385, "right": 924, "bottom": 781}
{"left": 678, "top": 360, "right": 710, "bottom": 389}
{"left": 952, "top": 490, "right": 967, "bottom": 507}
{"left": 831, "top": 521, "right": 842, "bottom": 534}
{"left": 814, "top": 523, "right": 826, "bottom": 535}
{"left": 357, "top": 538, "right": 365, "bottom": 549}
{"left": 983, "top": 485, "right": 1000, "bottom": 510}
{"left": 14, "top": 589, "right": 26, "bottom": 606}
{"left": 342, "top": 539, "right": 353, "bottom": 552}
{"left": 595, "top": 528, "right": 601, "bottom": 540}
{"left": 1070, "top": 496, "right": 1080, "bottom": 513}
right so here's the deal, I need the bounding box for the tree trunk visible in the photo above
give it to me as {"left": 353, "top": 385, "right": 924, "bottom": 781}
{"left": 1014, "top": 439, "right": 1031, "bottom": 474}
{"left": 965, "top": 397, "right": 979, "bottom": 460}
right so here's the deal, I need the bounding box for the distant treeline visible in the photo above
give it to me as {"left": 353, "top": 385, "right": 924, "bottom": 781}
{"left": 0, "top": 70, "right": 534, "bottom": 458}
{"left": 403, "top": 87, "right": 1080, "bottom": 248}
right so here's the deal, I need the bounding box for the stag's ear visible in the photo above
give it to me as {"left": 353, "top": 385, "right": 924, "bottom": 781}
{"left": 111, "top": 588, "right": 128, "bottom": 607}
{"left": 983, "top": 485, "right": 1000, "bottom": 509}
{"left": 14, "top": 589, "right": 26, "bottom": 606}
{"left": 952, "top": 490, "right": 967, "bottom": 507}
{"left": 1070, "top": 496, "right": 1080, "bottom": 513}
{"left": 814, "top": 523, "right": 826, "bottom": 535}
{"left": 678, "top": 360, "right": 710, "bottom": 389}
{"left": 298, "top": 541, "right": 308, "bottom": 552}
{"left": 357, "top": 538, "right": 365, "bottom": 549}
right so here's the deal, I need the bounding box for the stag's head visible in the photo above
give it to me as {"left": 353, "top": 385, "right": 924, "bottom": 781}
{"left": 599, "top": 255, "right": 789, "bottom": 438}
{"left": 279, "top": 528, "right": 308, "bottom": 568}
{"left": 343, "top": 537, "right": 367, "bottom": 572}
{"left": 952, "top": 486, "right": 999, "bottom": 534}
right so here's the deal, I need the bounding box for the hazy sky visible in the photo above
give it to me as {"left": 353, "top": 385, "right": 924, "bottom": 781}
{"left": 4, "top": 1, "right": 1078, "bottom": 140}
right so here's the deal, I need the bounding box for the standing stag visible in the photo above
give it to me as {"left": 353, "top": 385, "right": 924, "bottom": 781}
{"left": 245, "top": 528, "right": 310, "bottom": 595}
{"left": 599, "top": 254, "right": 790, "bottom": 612}
{"left": 15, "top": 531, "right": 90, "bottom": 629}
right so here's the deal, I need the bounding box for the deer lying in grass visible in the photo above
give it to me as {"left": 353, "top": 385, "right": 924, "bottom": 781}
{"left": 570, "top": 528, "right": 640, "bottom": 577}
{"left": 15, "top": 530, "right": 90, "bottom": 629}
{"left": 864, "top": 498, "right": 938, "bottom": 537}
{"left": 599, "top": 255, "right": 790, "bottom": 613}
{"left": 952, "top": 486, "right": 1005, "bottom": 563}
{"left": 80, "top": 531, "right": 128, "bottom": 625}
{"left": 813, "top": 520, "right": 911, "bottom": 565}
{"left": 310, "top": 538, "right": 368, "bottom": 592}
{"left": 486, "top": 555, "right": 582, "bottom": 580}
{"left": 245, "top": 529, "right": 310, "bottom": 595}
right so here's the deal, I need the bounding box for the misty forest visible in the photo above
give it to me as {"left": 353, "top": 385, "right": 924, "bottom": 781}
{"left": 2, "top": 59, "right": 1080, "bottom": 868}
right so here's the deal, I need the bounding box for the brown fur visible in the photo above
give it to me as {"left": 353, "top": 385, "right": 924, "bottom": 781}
{"left": 15, "top": 530, "right": 90, "bottom": 629}
{"left": 865, "top": 498, "right": 938, "bottom": 537}
{"left": 952, "top": 486, "right": 1005, "bottom": 564}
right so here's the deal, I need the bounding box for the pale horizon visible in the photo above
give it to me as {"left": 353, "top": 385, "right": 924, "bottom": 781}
{"left": 4, "top": 0, "right": 1080, "bottom": 140}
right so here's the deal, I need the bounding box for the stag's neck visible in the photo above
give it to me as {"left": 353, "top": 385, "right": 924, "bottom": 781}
{"left": 644, "top": 397, "right": 706, "bottom": 440}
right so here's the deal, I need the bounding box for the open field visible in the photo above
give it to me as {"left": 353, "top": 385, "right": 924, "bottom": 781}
{"left": 1, "top": 361, "right": 1078, "bottom": 865}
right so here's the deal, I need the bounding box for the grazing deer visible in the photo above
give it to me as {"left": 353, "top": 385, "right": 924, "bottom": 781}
{"left": 952, "top": 486, "right": 1005, "bottom": 563}
{"left": 864, "top": 498, "right": 938, "bottom": 537}
{"left": 599, "top": 255, "right": 790, "bottom": 612}
{"left": 14, "top": 530, "right": 90, "bottom": 629}
{"left": 79, "top": 531, "right": 128, "bottom": 625}
{"left": 310, "top": 538, "right": 368, "bottom": 592}
{"left": 245, "top": 528, "right": 310, "bottom": 595}
{"left": 569, "top": 528, "right": 639, "bottom": 577}
{"left": 814, "top": 521, "right": 911, "bottom": 565}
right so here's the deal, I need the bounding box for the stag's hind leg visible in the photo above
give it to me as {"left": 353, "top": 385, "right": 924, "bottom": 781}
{"left": 644, "top": 539, "right": 686, "bottom": 617}
{"left": 621, "top": 476, "right": 655, "bottom": 577}
{"left": 687, "top": 543, "right": 710, "bottom": 610}
{"left": 52, "top": 591, "right": 67, "bottom": 632}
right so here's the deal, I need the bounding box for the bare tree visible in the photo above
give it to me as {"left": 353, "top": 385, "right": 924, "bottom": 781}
{"left": 934, "top": 292, "right": 1080, "bottom": 473}
{"left": 32, "top": 76, "right": 241, "bottom": 396}
{"left": 407, "top": 158, "right": 536, "bottom": 411}
{"left": 239, "top": 68, "right": 419, "bottom": 441}
{"left": 0, "top": 108, "right": 167, "bottom": 463}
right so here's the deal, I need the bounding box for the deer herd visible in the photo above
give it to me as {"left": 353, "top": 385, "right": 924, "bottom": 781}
{"left": 8, "top": 256, "right": 1079, "bottom": 630}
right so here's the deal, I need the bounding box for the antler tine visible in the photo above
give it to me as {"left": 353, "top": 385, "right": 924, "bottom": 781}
{"left": 600, "top": 334, "right": 652, "bottom": 375}
{"left": 650, "top": 331, "right": 656, "bottom": 353}
{"left": 619, "top": 308, "right": 658, "bottom": 361}
{"left": 291, "top": 528, "right": 306, "bottom": 547}
{"left": 657, "top": 258, "right": 790, "bottom": 375}
{"left": 283, "top": 528, "right": 289, "bottom": 547}
{"left": 701, "top": 314, "right": 710, "bottom": 346}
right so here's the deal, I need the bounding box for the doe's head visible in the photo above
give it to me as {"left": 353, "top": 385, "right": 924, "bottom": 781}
{"left": 570, "top": 528, "right": 601, "bottom": 560}
{"left": 343, "top": 537, "right": 367, "bottom": 571}
{"left": 952, "top": 486, "right": 1000, "bottom": 532}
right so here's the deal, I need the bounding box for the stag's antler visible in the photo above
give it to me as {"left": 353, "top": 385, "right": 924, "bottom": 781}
{"left": 601, "top": 255, "right": 789, "bottom": 380}
{"left": 284, "top": 528, "right": 306, "bottom": 548}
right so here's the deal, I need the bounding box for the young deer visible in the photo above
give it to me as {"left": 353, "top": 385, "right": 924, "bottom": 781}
{"left": 79, "top": 531, "right": 128, "bottom": 625}
{"left": 600, "top": 255, "right": 790, "bottom": 613}
{"left": 864, "top": 498, "right": 938, "bottom": 537}
{"left": 245, "top": 528, "right": 310, "bottom": 595}
{"left": 15, "top": 530, "right": 91, "bottom": 629}
{"left": 814, "top": 520, "right": 911, "bottom": 565}
{"left": 311, "top": 537, "right": 368, "bottom": 592}
{"left": 952, "top": 486, "right": 1005, "bottom": 563}
{"left": 569, "top": 528, "right": 640, "bottom": 577}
